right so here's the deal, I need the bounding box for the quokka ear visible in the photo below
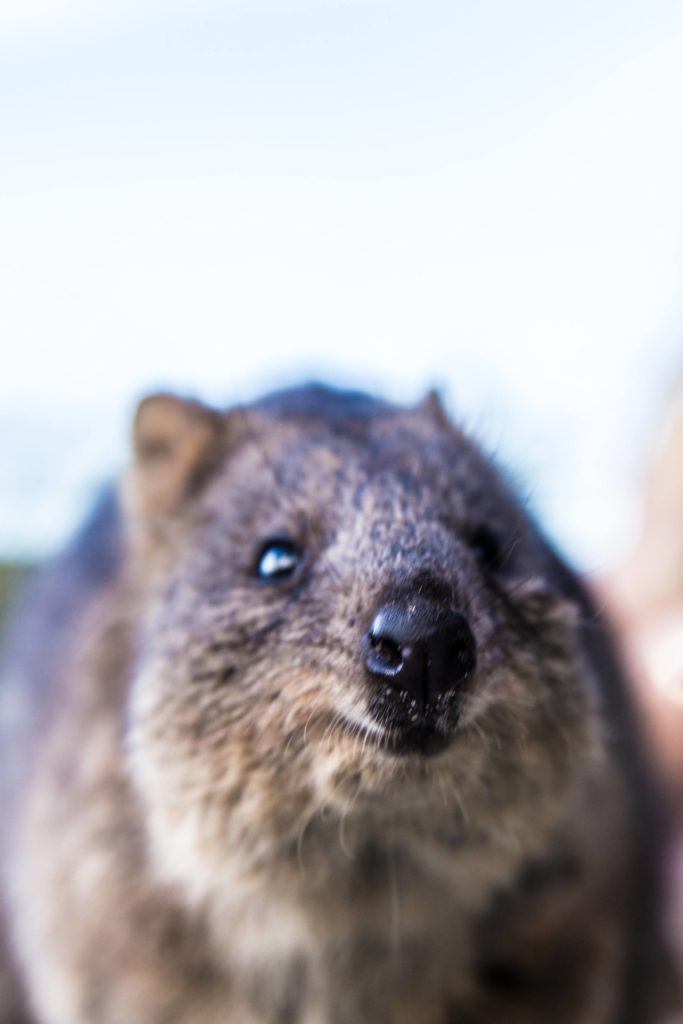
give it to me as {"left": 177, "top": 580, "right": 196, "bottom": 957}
{"left": 128, "top": 392, "right": 226, "bottom": 520}
{"left": 419, "top": 388, "right": 451, "bottom": 430}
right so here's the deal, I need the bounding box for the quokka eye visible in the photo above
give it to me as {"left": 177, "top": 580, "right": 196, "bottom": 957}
{"left": 468, "top": 525, "right": 506, "bottom": 573}
{"left": 255, "top": 538, "right": 303, "bottom": 582}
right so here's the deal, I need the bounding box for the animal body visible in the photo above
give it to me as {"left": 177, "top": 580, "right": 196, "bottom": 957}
{"left": 0, "top": 384, "right": 678, "bottom": 1024}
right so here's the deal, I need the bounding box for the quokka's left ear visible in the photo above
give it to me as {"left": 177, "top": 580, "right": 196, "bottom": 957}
{"left": 418, "top": 388, "right": 451, "bottom": 429}
{"left": 127, "top": 392, "right": 226, "bottom": 521}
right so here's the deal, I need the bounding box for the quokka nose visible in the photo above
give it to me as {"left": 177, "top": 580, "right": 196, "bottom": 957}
{"left": 363, "top": 600, "right": 476, "bottom": 707}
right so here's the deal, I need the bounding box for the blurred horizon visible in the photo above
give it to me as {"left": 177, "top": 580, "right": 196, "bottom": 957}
{"left": 1, "top": 0, "right": 682, "bottom": 568}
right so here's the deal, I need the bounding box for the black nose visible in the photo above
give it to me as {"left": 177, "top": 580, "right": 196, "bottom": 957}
{"left": 363, "top": 600, "right": 476, "bottom": 708}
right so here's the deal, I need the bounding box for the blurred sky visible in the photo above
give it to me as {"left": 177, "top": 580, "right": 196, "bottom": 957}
{"left": 1, "top": 0, "right": 683, "bottom": 568}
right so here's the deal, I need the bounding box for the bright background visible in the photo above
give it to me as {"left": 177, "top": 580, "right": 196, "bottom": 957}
{"left": 1, "top": 0, "right": 682, "bottom": 570}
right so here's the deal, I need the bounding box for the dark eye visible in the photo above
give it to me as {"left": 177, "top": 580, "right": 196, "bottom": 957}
{"left": 468, "top": 525, "right": 505, "bottom": 572}
{"left": 255, "top": 538, "right": 303, "bottom": 582}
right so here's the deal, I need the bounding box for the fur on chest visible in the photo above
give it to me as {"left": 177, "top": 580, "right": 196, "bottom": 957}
{"left": 198, "top": 827, "right": 611, "bottom": 1024}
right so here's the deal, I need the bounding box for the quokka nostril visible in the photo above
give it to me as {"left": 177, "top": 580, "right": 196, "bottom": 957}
{"left": 366, "top": 631, "right": 404, "bottom": 674}
{"left": 449, "top": 635, "right": 476, "bottom": 678}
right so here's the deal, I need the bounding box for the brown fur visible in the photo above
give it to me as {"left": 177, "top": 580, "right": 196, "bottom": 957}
{"left": 0, "top": 384, "right": 678, "bottom": 1023}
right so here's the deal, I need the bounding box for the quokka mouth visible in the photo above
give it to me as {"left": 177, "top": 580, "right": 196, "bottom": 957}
{"left": 380, "top": 723, "right": 454, "bottom": 757}
{"left": 340, "top": 715, "right": 455, "bottom": 758}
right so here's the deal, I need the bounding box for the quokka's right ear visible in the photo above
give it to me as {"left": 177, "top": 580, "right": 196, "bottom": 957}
{"left": 126, "top": 392, "right": 227, "bottom": 521}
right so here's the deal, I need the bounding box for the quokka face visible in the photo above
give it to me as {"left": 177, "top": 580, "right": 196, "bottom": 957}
{"left": 124, "top": 386, "right": 601, "bottom": 902}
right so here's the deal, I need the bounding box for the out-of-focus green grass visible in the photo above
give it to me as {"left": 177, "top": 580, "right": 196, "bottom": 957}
{"left": 0, "top": 563, "right": 31, "bottom": 623}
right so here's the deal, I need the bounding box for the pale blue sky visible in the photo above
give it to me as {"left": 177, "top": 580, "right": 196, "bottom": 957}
{"left": 1, "top": 0, "right": 682, "bottom": 565}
